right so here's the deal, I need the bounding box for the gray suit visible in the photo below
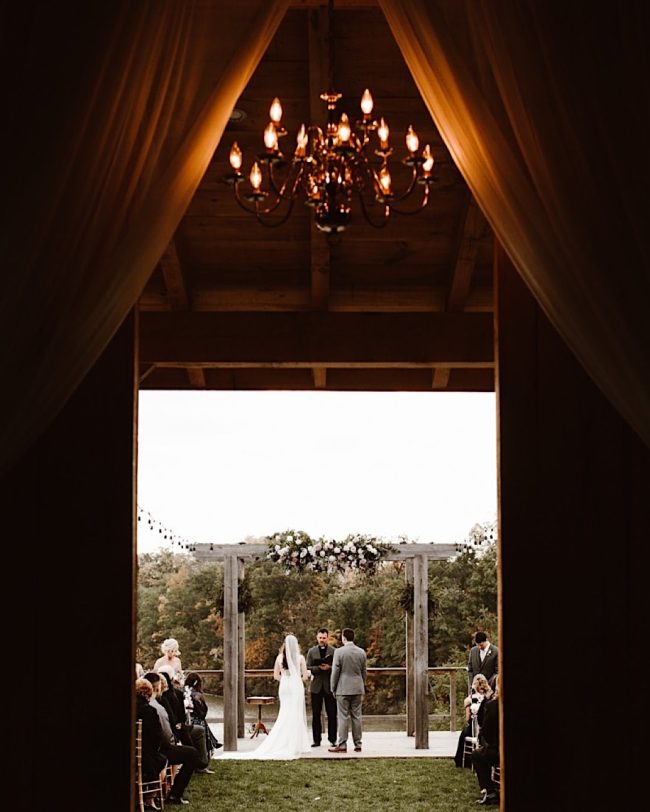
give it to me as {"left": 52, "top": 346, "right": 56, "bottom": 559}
{"left": 467, "top": 643, "right": 499, "bottom": 688}
{"left": 331, "top": 641, "right": 367, "bottom": 748}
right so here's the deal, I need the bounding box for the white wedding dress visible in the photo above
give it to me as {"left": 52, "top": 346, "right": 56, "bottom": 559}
{"left": 219, "top": 635, "right": 310, "bottom": 760}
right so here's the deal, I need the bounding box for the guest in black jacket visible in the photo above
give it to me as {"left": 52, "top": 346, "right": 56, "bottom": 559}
{"left": 184, "top": 672, "right": 222, "bottom": 759}
{"left": 158, "top": 669, "right": 211, "bottom": 772}
{"left": 472, "top": 676, "right": 500, "bottom": 806}
{"left": 136, "top": 679, "right": 166, "bottom": 783}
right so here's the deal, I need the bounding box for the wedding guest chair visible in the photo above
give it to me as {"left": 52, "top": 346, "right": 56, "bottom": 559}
{"left": 462, "top": 715, "right": 479, "bottom": 769}
{"left": 135, "top": 719, "right": 166, "bottom": 811}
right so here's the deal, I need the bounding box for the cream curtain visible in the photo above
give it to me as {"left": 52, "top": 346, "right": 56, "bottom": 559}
{"left": 380, "top": 0, "right": 650, "bottom": 446}
{"left": 0, "top": 0, "right": 289, "bottom": 474}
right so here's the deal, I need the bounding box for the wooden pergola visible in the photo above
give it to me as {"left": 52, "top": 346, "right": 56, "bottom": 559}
{"left": 193, "top": 540, "right": 458, "bottom": 751}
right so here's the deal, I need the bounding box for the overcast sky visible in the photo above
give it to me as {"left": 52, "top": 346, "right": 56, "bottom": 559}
{"left": 136, "top": 391, "right": 497, "bottom": 554}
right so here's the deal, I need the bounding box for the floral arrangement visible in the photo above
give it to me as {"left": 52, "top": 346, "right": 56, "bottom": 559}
{"left": 266, "top": 530, "right": 394, "bottom": 576}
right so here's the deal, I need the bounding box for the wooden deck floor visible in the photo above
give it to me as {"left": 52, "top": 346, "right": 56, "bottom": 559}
{"left": 211, "top": 728, "right": 457, "bottom": 760}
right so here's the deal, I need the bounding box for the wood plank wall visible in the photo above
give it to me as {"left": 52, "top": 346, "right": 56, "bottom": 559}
{"left": 496, "top": 249, "right": 647, "bottom": 809}
{"left": 2, "top": 314, "right": 138, "bottom": 812}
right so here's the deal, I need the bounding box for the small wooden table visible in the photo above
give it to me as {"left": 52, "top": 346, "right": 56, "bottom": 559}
{"left": 246, "top": 696, "right": 276, "bottom": 738}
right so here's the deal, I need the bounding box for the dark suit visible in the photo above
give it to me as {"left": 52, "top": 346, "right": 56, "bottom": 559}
{"left": 472, "top": 697, "right": 500, "bottom": 792}
{"left": 306, "top": 643, "right": 337, "bottom": 745}
{"left": 467, "top": 643, "right": 499, "bottom": 687}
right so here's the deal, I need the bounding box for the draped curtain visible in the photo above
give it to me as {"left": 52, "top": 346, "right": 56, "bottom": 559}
{"left": 0, "top": 0, "right": 289, "bottom": 474}
{"left": 380, "top": 0, "right": 650, "bottom": 447}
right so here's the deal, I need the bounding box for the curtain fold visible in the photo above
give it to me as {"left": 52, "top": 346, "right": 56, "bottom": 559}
{"left": 0, "top": 0, "right": 290, "bottom": 474}
{"left": 380, "top": 0, "right": 650, "bottom": 447}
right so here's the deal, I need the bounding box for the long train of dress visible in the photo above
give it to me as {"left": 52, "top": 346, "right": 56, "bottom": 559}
{"left": 218, "top": 671, "right": 310, "bottom": 761}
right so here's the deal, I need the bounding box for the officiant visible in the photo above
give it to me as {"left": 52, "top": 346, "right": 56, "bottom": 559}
{"left": 306, "top": 627, "right": 338, "bottom": 748}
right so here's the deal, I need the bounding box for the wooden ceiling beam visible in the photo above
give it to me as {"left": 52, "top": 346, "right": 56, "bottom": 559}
{"left": 139, "top": 284, "right": 494, "bottom": 313}
{"left": 159, "top": 239, "right": 190, "bottom": 311}
{"left": 447, "top": 195, "right": 487, "bottom": 312}
{"left": 308, "top": 6, "right": 330, "bottom": 310}
{"left": 140, "top": 311, "right": 494, "bottom": 366}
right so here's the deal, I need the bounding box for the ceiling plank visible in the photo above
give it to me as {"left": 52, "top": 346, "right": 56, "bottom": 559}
{"left": 159, "top": 239, "right": 190, "bottom": 311}
{"left": 140, "top": 311, "right": 494, "bottom": 366}
{"left": 308, "top": 6, "right": 331, "bottom": 310}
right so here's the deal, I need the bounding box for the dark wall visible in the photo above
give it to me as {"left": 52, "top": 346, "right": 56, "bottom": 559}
{"left": 3, "top": 314, "right": 137, "bottom": 812}
{"left": 497, "top": 250, "right": 647, "bottom": 809}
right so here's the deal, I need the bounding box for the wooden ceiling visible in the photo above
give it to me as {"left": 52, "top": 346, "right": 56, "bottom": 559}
{"left": 138, "top": 2, "right": 494, "bottom": 393}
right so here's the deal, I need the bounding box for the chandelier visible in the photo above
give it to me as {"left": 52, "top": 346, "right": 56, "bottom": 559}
{"left": 224, "top": 3, "right": 436, "bottom": 234}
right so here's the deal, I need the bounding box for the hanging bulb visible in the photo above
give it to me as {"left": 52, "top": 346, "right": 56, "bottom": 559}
{"left": 295, "top": 124, "right": 308, "bottom": 157}
{"left": 250, "top": 161, "right": 262, "bottom": 190}
{"left": 263, "top": 123, "right": 278, "bottom": 151}
{"left": 360, "top": 88, "right": 374, "bottom": 116}
{"left": 422, "top": 144, "right": 434, "bottom": 174}
{"left": 377, "top": 117, "right": 390, "bottom": 147}
{"left": 338, "top": 113, "right": 351, "bottom": 143}
{"left": 405, "top": 124, "right": 419, "bottom": 154}
{"left": 229, "top": 142, "right": 243, "bottom": 170}
{"left": 269, "top": 97, "right": 283, "bottom": 124}
{"left": 379, "top": 166, "right": 392, "bottom": 195}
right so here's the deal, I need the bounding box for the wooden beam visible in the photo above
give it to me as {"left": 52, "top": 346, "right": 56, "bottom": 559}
{"left": 237, "top": 559, "right": 246, "bottom": 739}
{"left": 223, "top": 555, "right": 238, "bottom": 750}
{"left": 139, "top": 364, "right": 157, "bottom": 384}
{"left": 432, "top": 367, "right": 451, "bottom": 390}
{"left": 159, "top": 239, "right": 189, "bottom": 311}
{"left": 308, "top": 6, "right": 330, "bottom": 310}
{"left": 139, "top": 312, "right": 494, "bottom": 367}
{"left": 187, "top": 367, "right": 206, "bottom": 389}
{"left": 413, "top": 553, "right": 429, "bottom": 749}
{"left": 447, "top": 196, "right": 487, "bottom": 312}
{"left": 139, "top": 284, "right": 494, "bottom": 313}
{"left": 192, "top": 541, "right": 459, "bottom": 562}
{"left": 405, "top": 559, "right": 415, "bottom": 737}
{"left": 312, "top": 367, "right": 327, "bottom": 389}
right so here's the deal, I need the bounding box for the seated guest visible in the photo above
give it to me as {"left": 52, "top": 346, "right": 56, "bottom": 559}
{"left": 472, "top": 675, "right": 500, "bottom": 806}
{"left": 454, "top": 674, "right": 493, "bottom": 767}
{"left": 136, "top": 678, "right": 166, "bottom": 810}
{"left": 184, "top": 672, "right": 222, "bottom": 760}
{"left": 144, "top": 672, "right": 199, "bottom": 805}
{"left": 158, "top": 668, "right": 212, "bottom": 773}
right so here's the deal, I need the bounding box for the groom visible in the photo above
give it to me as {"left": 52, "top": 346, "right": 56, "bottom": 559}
{"left": 306, "top": 627, "right": 338, "bottom": 747}
{"left": 328, "top": 628, "right": 367, "bottom": 753}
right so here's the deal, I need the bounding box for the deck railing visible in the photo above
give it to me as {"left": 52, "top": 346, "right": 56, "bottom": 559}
{"left": 189, "top": 666, "right": 468, "bottom": 732}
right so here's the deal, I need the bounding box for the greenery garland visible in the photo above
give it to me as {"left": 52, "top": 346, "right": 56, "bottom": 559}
{"left": 266, "top": 529, "right": 395, "bottom": 576}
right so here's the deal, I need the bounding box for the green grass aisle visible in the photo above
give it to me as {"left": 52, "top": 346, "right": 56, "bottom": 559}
{"left": 185, "top": 758, "right": 480, "bottom": 811}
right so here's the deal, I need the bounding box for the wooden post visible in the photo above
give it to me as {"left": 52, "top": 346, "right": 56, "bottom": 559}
{"left": 413, "top": 553, "right": 429, "bottom": 749}
{"left": 449, "top": 671, "right": 457, "bottom": 732}
{"left": 405, "top": 559, "right": 415, "bottom": 736}
{"left": 237, "top": 560, "right": 246, "bottom": 738}
{"left": 223, "top": 554, "right": 239, "bottom": 750}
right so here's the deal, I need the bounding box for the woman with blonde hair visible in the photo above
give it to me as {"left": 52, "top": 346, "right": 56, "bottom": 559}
{"left": 454, "top": 673, "right": 493, "bottom": 767}
{"left": 154, "top": 638, "right": 183, "bottom": 677}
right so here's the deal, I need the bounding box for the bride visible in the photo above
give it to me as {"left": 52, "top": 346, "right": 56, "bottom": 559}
{"left": 222, "top": 634, "right": 311, "bottom": 760}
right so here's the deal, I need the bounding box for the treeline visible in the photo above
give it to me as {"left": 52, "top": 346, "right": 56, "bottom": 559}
{"left": 137, "top": 540, "right": 497, "bottom": 714}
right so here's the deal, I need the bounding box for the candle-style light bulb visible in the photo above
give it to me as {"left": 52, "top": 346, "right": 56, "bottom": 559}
{"left": 360, "top": 88, "right": 374, "bottom": 116}
{"left": 377, "top": 117, "right": 390, "bottom": 147}
{"left": 338, "top": 113, "right": 351, "bottom": 143}
{"left": 379, "top": 166, "right": 392, "bottom": 194}
{"left": 422, "top": 144, "right": 434, "bottom": 174}
{"left": 229, "top": 142, "right": 243, "bottom": 171}
{"left": 295, "top": 124, "right": 308, "bottom": 157}
{"left": 250, "top": 161, "right": 262, "bottom": 190}
{"left": 264, "top": 122, "right": 278, "bottom": 150}
{"left": 405, "top": 124, "right": 419, "bottom": 154}
{"left": 269, "top": 97, "right": 283, "bottom": 124}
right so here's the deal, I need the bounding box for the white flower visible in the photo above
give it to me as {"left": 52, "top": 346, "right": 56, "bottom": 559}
{"left": 328, "top": 555, "right": 336, "bottom": 562}
{"left": 275, "top": 544, "right": 281, "bottom": 552}
{"left": 350, "top": 545, "right": 357, "bottom": 553}
{"left": 334, "top": 547, "right": 340, "bottom": 554}
{"left": 320, "top": 550, "right": 325, "bottom": 557}
{"left": 300, "top": 548, "right": 307, "bottom": 557}
{"left": 287, "top": 535, "right": 293, "bottom": 542}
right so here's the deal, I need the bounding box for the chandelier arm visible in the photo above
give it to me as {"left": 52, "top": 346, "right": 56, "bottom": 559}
{"left": 386, "top": 183, "right": 432, "bottom": 216}
{"left": 355, "top": 189, "right": 391, "bottom": 229}
{"left": 391, "top": 167, "right": 419, "bottom": 203}
{"left": 255, "top": 194, "right": 299, "bottom": 228}
{"left": 267, "top": 160, "right": 296, "bottom": 199}
{"left": 233, "top": 184, "right": 267, "bottom": 216}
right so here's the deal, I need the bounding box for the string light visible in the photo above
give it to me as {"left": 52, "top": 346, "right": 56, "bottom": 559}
{"left": 136, "top": 506, "right": 211, "bottom": 553}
